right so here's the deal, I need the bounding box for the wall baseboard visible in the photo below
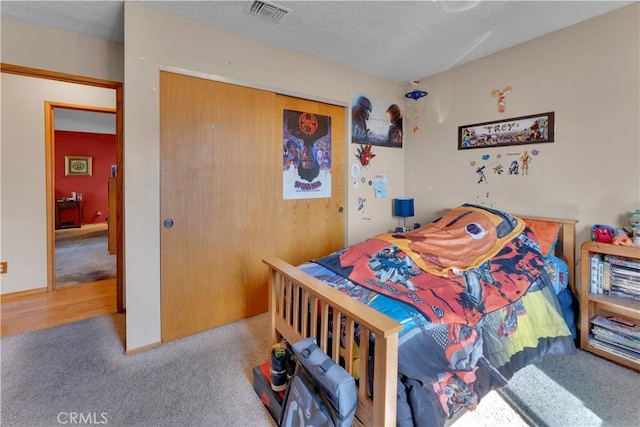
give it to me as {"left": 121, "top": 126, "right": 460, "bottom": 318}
{"left": 1, "top": 287, "right": 47, "bottom": 300}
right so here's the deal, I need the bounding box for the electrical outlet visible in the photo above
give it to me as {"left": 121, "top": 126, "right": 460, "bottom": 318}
{"left": 0, "top": 261, "right": 7, "bottom": 274}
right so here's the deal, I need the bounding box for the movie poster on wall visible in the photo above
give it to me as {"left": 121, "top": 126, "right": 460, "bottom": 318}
{"left": 283, "top": 110, "right": 332, "bottom": 199}
{"left": 352, "top": 94, "right": 403, "bottom": 148}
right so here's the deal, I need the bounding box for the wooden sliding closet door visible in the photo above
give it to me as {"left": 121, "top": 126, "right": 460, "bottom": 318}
{"left": 274, "top": 95, "right": 345, "bottom": 265}
{"left": 160, "top": 72, "right": 278, "bottom": 342}
{"left": 160, "top": 72, "right": 345, "bottom": 342}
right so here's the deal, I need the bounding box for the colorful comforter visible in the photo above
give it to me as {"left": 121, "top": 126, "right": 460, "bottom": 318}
{"left": 300, "top": 204, "right": 576, "bottom": 426}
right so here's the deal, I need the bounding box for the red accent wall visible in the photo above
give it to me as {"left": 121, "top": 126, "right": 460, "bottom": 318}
{"left": 55, "top": 131, "right": 116, "bottom": 225}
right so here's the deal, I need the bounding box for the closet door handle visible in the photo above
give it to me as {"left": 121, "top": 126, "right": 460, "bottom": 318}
{"left": 163, "top": 218, "right": 174, "bottom": 228}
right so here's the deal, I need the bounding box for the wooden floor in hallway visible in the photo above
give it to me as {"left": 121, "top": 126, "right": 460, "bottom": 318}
{"left": 1, "top": 278, "right": 117, "bottom": 337}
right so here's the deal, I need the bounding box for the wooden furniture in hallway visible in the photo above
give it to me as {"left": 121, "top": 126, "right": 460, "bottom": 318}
{"left": 108, "top": 177, "right": 117, "bottom": 254}
{"left": 56, "top": 200, "right": 83, "bottom": 229}
{"left": 0, "top": 278, "right": 117, "bottom": 337}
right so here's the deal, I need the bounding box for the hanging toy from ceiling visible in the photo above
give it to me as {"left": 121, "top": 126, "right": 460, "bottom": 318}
{"left": 404, "top": 90, "right": 429, "bottom": 101}
{"left": 491, "top": 86, "right": 512, "bottom": 113}
{"left": 356, "top": 144, "right": 376, "bottom": 166}
{"left": 404, "top": 80, "right": 428, "bottom": 133}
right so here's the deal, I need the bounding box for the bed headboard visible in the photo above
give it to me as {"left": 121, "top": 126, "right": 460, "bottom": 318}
{"left": 514, "top": 214, "right": 578, "bottom": 295}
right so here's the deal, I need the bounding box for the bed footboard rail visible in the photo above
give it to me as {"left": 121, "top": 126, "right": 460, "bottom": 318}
{"left": 263, "top": 256, "right": 403, "bottom": 427}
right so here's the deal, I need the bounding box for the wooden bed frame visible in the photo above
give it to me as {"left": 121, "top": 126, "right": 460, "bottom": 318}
{"left": 263, "top": 215, "right": 577, "bottom": 426}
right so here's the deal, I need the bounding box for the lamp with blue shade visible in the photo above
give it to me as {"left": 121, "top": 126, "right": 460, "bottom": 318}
{"left": 394, "top": 197, "right": 414, "bottom": 232}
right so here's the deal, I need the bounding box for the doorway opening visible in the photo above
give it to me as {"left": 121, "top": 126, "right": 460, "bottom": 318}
{"left": 52, "top": 108, "right": 117, "bottom": 288}
{"left": 22, "top": 65, "right": 125, "bottom": 313}
{"left": 0, "top": 63, "right": 124, "bottom": 337}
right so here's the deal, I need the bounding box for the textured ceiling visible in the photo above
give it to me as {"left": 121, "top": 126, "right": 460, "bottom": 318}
{"left": 1, "top": 0, "right": 635, "bottom": 82}
{"left": 54, "top": 109, "right": 116, "bottom": 135}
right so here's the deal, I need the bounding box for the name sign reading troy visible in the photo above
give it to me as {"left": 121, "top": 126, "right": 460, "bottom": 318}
{"left": 458, "top": 112, "right": 555, "bottom": 150}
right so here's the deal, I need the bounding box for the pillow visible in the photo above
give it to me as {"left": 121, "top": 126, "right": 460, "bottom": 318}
{"left": 543, "top": 255, "right": 569, "bottom": 295}
{"left": 524, "top": 219, "right": 560, "bottom": 257}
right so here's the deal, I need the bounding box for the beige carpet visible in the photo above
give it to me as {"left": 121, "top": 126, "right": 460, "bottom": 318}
{"left": 2, "top": 312, "right": 638, "bottom": 427}
{"left": 1, "top": 312, "right": 276, "bottom": 427}
{"left": 55, "top": 223, "right": 116, "bottom": 287}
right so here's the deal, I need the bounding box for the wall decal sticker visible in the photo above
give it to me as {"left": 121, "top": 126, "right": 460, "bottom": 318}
{"left": 476, "top": 165, "right": 488, "bottom": 184}
{"left": 508, "top": 160, "right": 520, "bottom": 175}
{"left": 356, "top": 144, "right": 376, "bottom": 166}
{"left": 358, "top": 197, "right": 366, "bottom": 213}
{"left": 521, "top": 150, "right": 531, "bottom": 175}
{"left": 351, "top": 163, "right": 361, "bottom": 178}
{"left": 374, "top": 174, "right": 388, "bottom": 198}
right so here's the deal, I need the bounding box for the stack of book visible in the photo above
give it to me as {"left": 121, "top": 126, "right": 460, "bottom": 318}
{"left": 588, "top": 315, "right": 640, "bottom": 365}
{"left": 589, "top": 254, "right": 640, "bottom": 300}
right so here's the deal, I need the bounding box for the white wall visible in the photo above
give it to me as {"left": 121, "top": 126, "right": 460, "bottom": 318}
{"left": 1, "top": 17, "right": 122, "bottom": 295}
{"left": 0, "top": 74, "right": 115, "bottom": 293}
{"left": 405, "top": 3, "right": 639, "bottom": 287}
{"left": 124, "top": 2, "right": 406, "bottom": 351}
{"left": 0, "top": 18, "right": 124, "bottom": 82}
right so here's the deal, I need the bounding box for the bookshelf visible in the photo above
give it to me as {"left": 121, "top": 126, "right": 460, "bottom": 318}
{"left": 580, "top": 241, "right": 640, "bottom": 371}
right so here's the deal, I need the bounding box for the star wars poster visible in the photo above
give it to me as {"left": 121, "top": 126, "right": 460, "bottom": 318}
{"left": 352, "top": 94, "right": 403, "bottom": 148}
{"left": 283, "top": 110, "right": 332, "bottom": 199}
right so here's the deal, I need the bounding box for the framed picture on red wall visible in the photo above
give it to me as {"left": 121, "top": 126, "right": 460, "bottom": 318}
{"left": 65, "top": 155, "right": 92, "bottom": 176}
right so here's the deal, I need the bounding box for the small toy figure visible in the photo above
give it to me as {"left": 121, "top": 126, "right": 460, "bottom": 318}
{"left": 592, "top": 225, "right": 615, "bottom": 243}
{"left": 491, "top": 86, "right": 512, "bottom": 113}
{"left": 612, "top": 232, "right": 634, "bottom": 246}
{"left": 405, "top": 90, "right": 428, "bottom": 100}
{"left": 624, "top": 209, "right": 640, "bottom": 246}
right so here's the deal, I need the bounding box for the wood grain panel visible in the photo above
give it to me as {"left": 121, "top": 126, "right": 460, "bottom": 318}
{"left": 108, "top": 177, "right": 117, "bottom": 254}
{"left": 274, "top": 95, "right": 346, "bottom": 265}
{"left": 160, "top": 72, "right": 278, "bottom": 341}
{"left": 160, "top": 73, "right": 345, "bottom": 342}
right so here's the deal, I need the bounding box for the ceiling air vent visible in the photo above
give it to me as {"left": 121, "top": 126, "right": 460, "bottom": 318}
{"left": 245, "top": 0, "right": 291, "bottom": 23}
